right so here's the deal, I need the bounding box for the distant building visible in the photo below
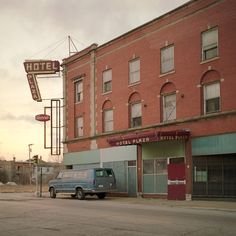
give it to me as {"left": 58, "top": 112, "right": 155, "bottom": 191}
{"left": 62, "top": 0, "right": 236, "bottom": 200}
{"left": 0, "top": 160, "right": 14, "bottom": 183}
{"left": 0, "top": 158, "right": 62, "bottom": 185}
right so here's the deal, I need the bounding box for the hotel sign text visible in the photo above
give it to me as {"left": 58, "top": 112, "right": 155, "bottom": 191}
{"left": 24, "top": 60, "right": 60, "bottom": 74}
{"left": 108, "top": 130, "right": 190, "bottom": 146}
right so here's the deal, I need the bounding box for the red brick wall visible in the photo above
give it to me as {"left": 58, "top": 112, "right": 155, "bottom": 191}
{"left": 66, "top": 56, "right": 92, "bottom": 140}
{"left": 64, "top": 0, "right": 236, "bottom": 152}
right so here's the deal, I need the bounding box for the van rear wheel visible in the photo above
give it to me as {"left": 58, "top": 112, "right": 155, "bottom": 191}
{"left": 49, "top": 187, "right": 56, "bottom": 198}
{"left": 97, "top": 193, "right": 106, "bottom": 199}
{"left": 76, "top": 188, "right": 85, "bottom": 200}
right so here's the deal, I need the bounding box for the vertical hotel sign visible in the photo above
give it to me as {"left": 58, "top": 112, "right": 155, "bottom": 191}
{"left": 24, "top": 60, "right": 60, "bottom": 102}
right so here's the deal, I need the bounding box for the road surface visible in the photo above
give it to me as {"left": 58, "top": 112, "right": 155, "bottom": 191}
{"left": 0, "top": 193, "right": 235, "bottom": 236}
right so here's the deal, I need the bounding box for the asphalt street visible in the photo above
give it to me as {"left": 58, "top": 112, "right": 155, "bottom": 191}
{"left": 0, "top": 193, "right": 235, "bottom": 236}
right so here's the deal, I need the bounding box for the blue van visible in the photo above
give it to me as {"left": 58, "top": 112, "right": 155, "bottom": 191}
{"left": 48, "top": 168, "right": 116, "bottom": 200}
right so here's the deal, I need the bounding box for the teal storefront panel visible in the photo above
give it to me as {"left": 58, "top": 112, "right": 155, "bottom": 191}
{"left": 101, "top": 146, "right": 136, "bottom": 162}
{"left": 103, "top": 161, "right": 128, "bottom": 193}
{"left": 63, "top": 149, "right": 100, "bottom": 166}
{"left": 156, "top": 175, "right": 168, "bottom": 193}
{"left": 143, "top": 175, "right": 154, "bottom": 193}
{"left": 143, "top": 175, "right": 167, "bottom": 194}
{"left": 192, "top": 133, "right": 236, "bottom": 156}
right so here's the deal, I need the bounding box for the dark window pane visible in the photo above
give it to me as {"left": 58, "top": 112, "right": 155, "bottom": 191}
{"left": 206, "top": 97, "right": 220, "bottom": 113}
{"left": 131, "top": 117, "right": 142, "bottom": 128}
{"left": 203, "top": 47, "right": 218, "bottom": 60}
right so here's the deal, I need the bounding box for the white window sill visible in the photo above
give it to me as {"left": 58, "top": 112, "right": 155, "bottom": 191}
{"left": 75, "top": 101, "right": 83, "bottom": 105}
{"left": 128, "top": 81, "right": 141, "bottom": 87}
{"left": 102, "top": 91, "right": 112, "bottom": 95}
{"left": 200, "top": 57, "right": 219, "bottom": 64}
{"left": 159, "top": 70, "right": 175, "bottom": 78}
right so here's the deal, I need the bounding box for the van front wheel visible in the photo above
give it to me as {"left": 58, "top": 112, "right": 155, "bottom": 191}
{"left": 76, "top": 188, "right": 85, "bottom": 200}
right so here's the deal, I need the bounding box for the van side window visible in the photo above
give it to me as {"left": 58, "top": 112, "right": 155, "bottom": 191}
{"left": 62, "top": 172, "right": 73, "bottom": 179}
{"left": 74, "top": 171, "right": 88, "bottom": 179}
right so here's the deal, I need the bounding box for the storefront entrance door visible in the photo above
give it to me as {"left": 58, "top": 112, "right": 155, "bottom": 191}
{"left": 128, "top": 161, "right": 137, "bottom": 197}
{"left": 167, "top": 158, "right": 186, "bottom": 200}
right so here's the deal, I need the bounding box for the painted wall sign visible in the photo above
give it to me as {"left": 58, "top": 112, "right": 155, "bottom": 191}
{"left": 35, "top": 114, "right": 50, "bottom": 122}
{"left": 24, "top": 60, "right": 60, "bottom": 74}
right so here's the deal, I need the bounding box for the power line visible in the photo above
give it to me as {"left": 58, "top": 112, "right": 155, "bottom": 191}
{"left": 28, "top": 37, "right": 67, "bottom": 59}
{"left": 44, "top": 38, "right": 68, "bottom": 58}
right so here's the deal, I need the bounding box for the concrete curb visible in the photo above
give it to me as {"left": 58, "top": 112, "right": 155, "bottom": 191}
{"left": 0, "top": 192, "right": 235, "bottom": 212}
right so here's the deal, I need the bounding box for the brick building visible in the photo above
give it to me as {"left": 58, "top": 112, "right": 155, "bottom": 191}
{"left": 62, "top": 0, "right": 236, "bottom": 199}
{"left": 0, "top": 158, "right": 31, "bottom": 184}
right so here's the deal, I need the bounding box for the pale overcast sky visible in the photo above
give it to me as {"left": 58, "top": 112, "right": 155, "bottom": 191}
{"left": 0, "top": 0, "right": 189, "bottom": 161}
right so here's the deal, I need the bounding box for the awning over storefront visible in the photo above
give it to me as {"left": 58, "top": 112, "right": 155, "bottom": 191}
{"left": 107, "top": 129, "right": 190, "bottom": 146}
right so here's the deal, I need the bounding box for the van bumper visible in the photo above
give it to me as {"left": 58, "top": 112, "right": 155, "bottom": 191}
{"left": 83, "top": 189, "right": 117, "bottom": 193}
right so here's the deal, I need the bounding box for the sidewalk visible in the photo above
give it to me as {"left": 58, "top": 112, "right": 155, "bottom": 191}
{"left": 1, "top": 192, "right": 235, "bottom": 212}
{"left": 110, "top": 196, "right": 236, "bottom": 212}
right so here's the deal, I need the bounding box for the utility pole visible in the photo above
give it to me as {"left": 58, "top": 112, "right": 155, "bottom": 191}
{"left": 28, "top": 144, "right": 33, "bottom": 185}
{"left": 33, "top": 155, "right": 39, "bottom": 196}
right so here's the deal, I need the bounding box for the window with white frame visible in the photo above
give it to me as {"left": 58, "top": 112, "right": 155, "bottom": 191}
{"left": 103, "top": 69, "right": 112, "bottom": 93}
{"left": 104, "top": 109, "right": 113, "bottom": 132}
{"left": 161, "top": 45, "right": 174, "bottom": 74}
{"left": 202, "top": 27, "right": 218, "bottom": 61}
{"left": 163, "top": 93, "right": 176, "bottom": 122}
{"left": 75, "top": 80, "right": 83, "bottom": 103}
{"left": 75, "top": 116, "right": 83, "bottom": 137}
{"left": 204, "top": 82, "right": 220, "bottom": 114}
{"left": 130, "top": 102, "right": 142, "bottom": 128}
{"left": 129, "top": 58, "right": 140, "bottom": 84}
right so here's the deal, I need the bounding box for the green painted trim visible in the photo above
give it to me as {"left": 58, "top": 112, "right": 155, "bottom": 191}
{"left": 192, "top": 133, "right": 236, "bottom": 156}
{"left": 63, "top": 149, "right": 100, "bottom": 165}
{"left": 142, "top": 140, "right": 185, "bottom": 159}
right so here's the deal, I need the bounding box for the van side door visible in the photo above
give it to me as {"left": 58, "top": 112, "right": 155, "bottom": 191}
{"left": 60, "top": 171, "right": 74, "bottom": 193}
{"left": 53, "top": 172, "right": 63, "bottom": 192}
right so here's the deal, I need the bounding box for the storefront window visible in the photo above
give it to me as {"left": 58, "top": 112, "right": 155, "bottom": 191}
{"left": 156, "top": 159, "right": 167, "bottom": 174}
{"left": 143, "top": 160, "right": 154, "bottom": 174}
{"left": 143, "top": 158, "right": 167, "bottom": 194}
{"left": 194, "top": 166, "right": 207, "bottom": 182}
{"left": 193, "top": 155, "right": 236, "bottom": 197}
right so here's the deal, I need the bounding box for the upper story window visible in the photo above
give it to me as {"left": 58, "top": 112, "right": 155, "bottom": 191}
{"left": 130, "top": 102, "right": 142, "bottom": 128}
{"left": 75, "top": 116, "right": 83, "bottom": 137}
{"left": 103, "top": 69, "right": 112, "bottom": 93}
{"left": 75, "top": 80, "right": 83, "bottom": 103}
{"left": 204, "top": 82, "right": 220, "bottom": 114}
{"left": 104, "top": 109, "right": 113, "bottom": 132}
{"left": 161, "top": 45, "right": 174, "bottom": 74}
{"left": 201, "top": 27, "right": 218, "bottom": 61}
{"left": 163, "top": 93, "right": 176, "bottom": 122}
{"left": 102, "top": 100, "right": 114, "bottom": 133}
{"left": 129, "top": 58, "right": 140, "bottom": 84}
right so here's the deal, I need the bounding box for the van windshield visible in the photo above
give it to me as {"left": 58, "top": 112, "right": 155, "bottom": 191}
{"left": 96, "top": 169, "right": 113, "bottom": 177}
